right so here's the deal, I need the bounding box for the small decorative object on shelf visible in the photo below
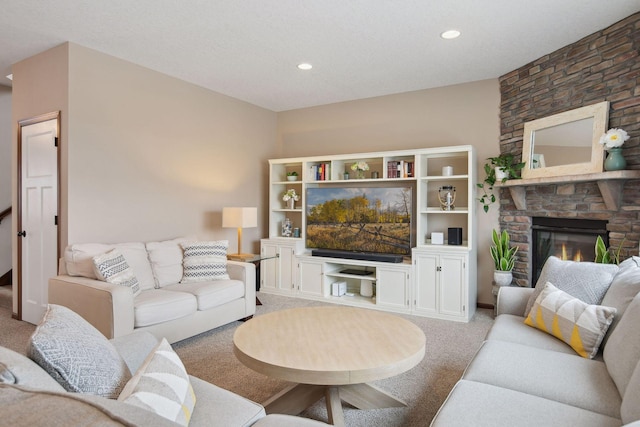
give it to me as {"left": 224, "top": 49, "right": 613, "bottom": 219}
{"left": 438, "top": 186, "right": 456, "bottom": 211}
{"left": 351, "top": 161, "right": 369, "bottom": 179}
{"left": 282, "top": 218, "right": 292, "bottom": 237}
{"left": 286, "top": 171, "right": 298, "bottom": 181}
{"left": 283, "top": 189, "right": 299, "bottom": 209}
{"left": 600, "top": 128, "right": 630, "bottom": 171}
{"left": 442, "top": 166, "right": 453, "bottom": 176}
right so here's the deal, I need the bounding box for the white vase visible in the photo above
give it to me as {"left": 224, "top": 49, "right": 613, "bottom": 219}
{"left": 493, "top": 270, "right": 513, "bottom": 287}
{"left": 495, "top": 167, "right": 509, "bottom": 181}
{"left": 286, "top": 198, "right": 295, "bottom": 209}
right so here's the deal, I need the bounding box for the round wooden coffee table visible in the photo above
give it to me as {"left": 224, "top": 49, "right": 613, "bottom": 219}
{"left": 233, "top": 306, "right": 426, "bottom": 426}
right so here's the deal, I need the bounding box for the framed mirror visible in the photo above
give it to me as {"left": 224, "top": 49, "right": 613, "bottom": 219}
{"left": 522, "top": 101, "right": 609, "bottom": 179}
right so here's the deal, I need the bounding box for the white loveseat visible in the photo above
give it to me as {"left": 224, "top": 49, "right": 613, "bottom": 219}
{"left": 48, "top": 238, "right": 256, "bottom": 343}
{"left": 431, "top": 256, "right": 640, "bottom": 427}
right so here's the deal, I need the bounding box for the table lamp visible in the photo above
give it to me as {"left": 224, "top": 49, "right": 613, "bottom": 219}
{"left": 223, "top": 207, "right": 258, "bottom": 261}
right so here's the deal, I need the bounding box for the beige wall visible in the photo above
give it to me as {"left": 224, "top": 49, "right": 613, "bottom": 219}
{"left": 11, "top": 43, "right": 277, "bottom": 314}
{"left": 65, "top": 44, "right": 276, "bottom": 246}
{"left": 277, "top": 79, "right": 501, "bottom": 305}
{"left": 0, "top": 85, "right": 11, "bottom": 279}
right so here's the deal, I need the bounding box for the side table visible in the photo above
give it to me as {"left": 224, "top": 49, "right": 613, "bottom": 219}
{"left": 228, "top": 253, "right": 278, "bottom": 306}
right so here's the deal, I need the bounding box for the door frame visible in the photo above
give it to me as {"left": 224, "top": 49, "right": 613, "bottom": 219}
{"left": 16, "top": 111, "right": 61, "bottom": 320}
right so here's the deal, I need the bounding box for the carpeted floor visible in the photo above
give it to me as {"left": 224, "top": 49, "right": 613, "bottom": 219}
{"left": 0, "top": 289, "right": 494, "bottom": 426}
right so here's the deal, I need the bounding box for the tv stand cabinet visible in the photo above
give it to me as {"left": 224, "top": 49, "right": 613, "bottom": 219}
{"left": 260, "top": 146, "right": 477, "bottom": 322}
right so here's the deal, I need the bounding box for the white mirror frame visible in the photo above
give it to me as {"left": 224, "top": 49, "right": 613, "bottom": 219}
{"left": 522, "top": 101, "right": 609, "bottom": 179}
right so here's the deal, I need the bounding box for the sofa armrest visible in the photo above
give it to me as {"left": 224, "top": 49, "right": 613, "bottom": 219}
{"left": 496, "top": 286, "right": 535, "bottom": 316}
{"left": 48, "top": 275, "right": 135, "bottom": 339}
{"left": 227, "top": 260, "right": 256, "bottom": 316}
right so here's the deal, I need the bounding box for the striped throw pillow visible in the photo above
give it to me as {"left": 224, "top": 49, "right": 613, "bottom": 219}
{"left": 92, "top": 249, "right": 141, "bottom": 297}
{"left": 180, "top": 241, "right": 230, "bottom": 283}
{"left": 118, "top": 338, "right": 196, "bottom": 426}
{"left": 524, "top": 281, "right": 617, "bottom": 359}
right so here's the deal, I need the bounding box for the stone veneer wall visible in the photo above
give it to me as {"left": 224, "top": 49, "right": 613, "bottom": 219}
{"left": 498, "top": 12, "right": 640, "bottom": 287}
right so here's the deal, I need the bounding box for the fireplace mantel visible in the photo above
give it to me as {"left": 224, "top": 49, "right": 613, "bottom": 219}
{"left": 494, "top": 170, "right": 640, "bottom": 211}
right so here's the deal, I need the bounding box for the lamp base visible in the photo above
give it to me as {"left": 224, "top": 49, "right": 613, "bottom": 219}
{"left": 227, "top": 253, "right": 259, "bottom": 262}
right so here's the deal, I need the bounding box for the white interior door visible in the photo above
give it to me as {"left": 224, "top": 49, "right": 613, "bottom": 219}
{"left": 19, "top": 115, "right": 58, "bottom": 324}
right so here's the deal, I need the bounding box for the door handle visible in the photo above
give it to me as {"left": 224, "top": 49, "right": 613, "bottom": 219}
{"left": 17, "top": 230, "right": 26, "bottom": 237}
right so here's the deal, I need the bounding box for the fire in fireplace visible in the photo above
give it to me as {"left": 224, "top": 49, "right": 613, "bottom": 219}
{"left": 531, "top": 217, "right": 608, "bottom": 284}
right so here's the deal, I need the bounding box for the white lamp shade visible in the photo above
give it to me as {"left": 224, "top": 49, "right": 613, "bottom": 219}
{"left": 222, "top": 207, "right": 257, "bottom": 228}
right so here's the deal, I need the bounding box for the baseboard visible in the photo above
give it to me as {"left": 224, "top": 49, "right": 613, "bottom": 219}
{"left": 0, "top": 270, "right": 11, "bottom": 287}
{"left": 477, "top": 302, "right": 494, "bottom": 310}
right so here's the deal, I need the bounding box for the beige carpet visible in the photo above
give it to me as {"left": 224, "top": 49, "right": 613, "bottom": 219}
{"left": 0, "top": 289, "right": 493, "bottom": 426}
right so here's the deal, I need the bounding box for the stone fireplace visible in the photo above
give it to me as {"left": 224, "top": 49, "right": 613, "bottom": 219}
{"left": 531, "top": 217, "right": 608, "bottom": 283}
{"left": 497, "top": 13, "right": 640, "bottom": 288}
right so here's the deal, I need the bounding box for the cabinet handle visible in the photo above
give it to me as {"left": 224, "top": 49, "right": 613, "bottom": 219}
{"left": 436, "top": 266, "right": 442, "bottom": 272}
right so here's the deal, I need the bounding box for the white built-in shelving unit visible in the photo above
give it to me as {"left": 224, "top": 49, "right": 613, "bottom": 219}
{"left": 260, "top": 146, "right": 477, "bottom": 322}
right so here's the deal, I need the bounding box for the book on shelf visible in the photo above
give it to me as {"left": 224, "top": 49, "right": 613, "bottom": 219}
{"left": 386, "top": 160, "right": 414, "bottom": 178}
{"left": 309, "top": 162, "right": 331, "bottom": 181}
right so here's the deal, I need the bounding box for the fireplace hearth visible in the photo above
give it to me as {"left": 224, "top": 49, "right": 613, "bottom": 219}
{"left": 532, "top": 217, "right": 608, "bottom": 284}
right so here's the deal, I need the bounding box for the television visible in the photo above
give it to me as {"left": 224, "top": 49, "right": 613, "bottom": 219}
{"left": 305, "top": 184, "right": 414, "bottom": 256}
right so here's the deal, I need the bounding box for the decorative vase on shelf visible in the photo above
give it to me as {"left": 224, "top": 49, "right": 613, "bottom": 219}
{"left": 282, "top": 218, "right": 292, "bottom": 237}
{"left": 355, "top": 170, "right": 366, "bottom": 179}
{"left": 286, "top": 198, "right": 295, "bottom": 209}
{"left": 604, "top": 147, "right": 626, "bottom": 171}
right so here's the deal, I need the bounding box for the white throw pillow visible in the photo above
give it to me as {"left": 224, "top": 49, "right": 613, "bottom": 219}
{"left": 64, "top": 242, "right": 156, "bottom": 291}
{"left": 92, "top": 249, "right": 142, "bottom": 297}
{"left": 146, "top": 237, "right": 193, "bottom": 288}
{"left": 181, "top": 241, "right": 230, "bottom": 283}
{"left": 118, "top": 338, "right": 196, "bottom": 426}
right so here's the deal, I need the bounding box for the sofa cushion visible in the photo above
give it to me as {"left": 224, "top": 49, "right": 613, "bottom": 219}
{"left": 524, "top": 282, "right": 616, "bottom": 359}
{"left": 600, "top": 256, "right": 640, "bottom": 347}
{"left": 525, "top": 256, "right": 618, "bottom": 317}
{"left": 0, "top": 346, "right": 65, "bottom": 392}
{"left": 462, "top": 340, "right": 622, "bottom": 418}
{"left": 93, "top": 249, "right": 142, "bottom": 297}
{"left": 118, "top": 338, "right": 195, "bottom": 426}
{"left": 604, "top": 292, "right": 640, "bottom": 400}
{"left": 164, "top": 280, "right": 244, "bottom": 311}
{"left": 27, "top": 305, "right": 131, "bottom": 399}
{"left": 180, "top": 241, "right": 230, "bottom": 283}
{"left": 485, "top": 314, "right": 577, "bottom": 355}
{"left": 146, "top": 237, "right": 192, "bottom": 288}
{"left": 134, "top": 289, "right": 197, "bottom": 328}
{"left": 64, "top": 242, "right": 156, "bottom": 291}
{"left": 189, "top": 376, "right": 266, "bottom": 426}
{"left": 621, "top": 359, "right": 640, "bottom": 424}
{"left": 430, "top": 380, "right": 621, "bottom": 427}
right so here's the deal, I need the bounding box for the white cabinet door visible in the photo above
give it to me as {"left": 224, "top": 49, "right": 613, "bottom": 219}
{"left": 439, "top": 254, "right": 467, "bottom": 318}
{"left": 260, "top": 242, "right": 279, "bottom": 292}
{"left": 376, "top": 267, "right": 410, "bottom": 311}
{"left": 298, "top": 259, "right": 323, "bottom": 297}
{"left": 413, "top": 252, "right": 438, "bottom": 316}
{"left": 413, "top": 250, "right": 468, "bottom": 320}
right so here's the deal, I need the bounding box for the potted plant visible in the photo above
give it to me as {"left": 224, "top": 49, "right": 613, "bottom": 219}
{"left": 594, "top": 235, "right": 624, "bottom": 265}
{"left": 286, "top": 171, "right": 299, "bottom": 181}
{"left": 490, "top": 229, "right": 518, "bottom": 286}
{"left": 282, "top": 188, "right": 299, "bottom": 209}
{"left": 477, "top": 154, "right": 525, "bottom": 213}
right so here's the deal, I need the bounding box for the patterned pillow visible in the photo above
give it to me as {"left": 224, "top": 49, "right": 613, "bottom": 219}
{"left": 118, "top": 338, "right": 196, "bottom": 426}
{"left": 180, "top": 241, "right": 230, "bottom": 283}
{"left": 524, "top": 282, "right": 617, "bottom": 359}
{"left": 27, "top": 305, "right": 131, "bottom": 398}
{"left": 92, "top": 249, "right": 141, "bottom": 297}
{"left": 525, "top": 256, "right": 618, "bottom": 317}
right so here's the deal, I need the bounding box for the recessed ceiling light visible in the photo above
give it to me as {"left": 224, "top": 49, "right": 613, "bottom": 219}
{"left": 6, "top": 74, "right": 13, "bottom": 80}
{"left": 297, "top": 63, "right": 313, "bottom": 71}
{"left": 440, "top": 30, "right": 461, "bottom": 40}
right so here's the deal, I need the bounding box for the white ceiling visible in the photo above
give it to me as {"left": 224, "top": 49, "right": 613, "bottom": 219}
{"left": 1, "top": 1, "right": 638, "bottom": 112}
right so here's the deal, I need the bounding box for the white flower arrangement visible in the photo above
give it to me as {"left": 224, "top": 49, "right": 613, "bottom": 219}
{"left": 599, "top": 128, "right": 630, "bottom": 150}
{"left": 282, "top": 189, "right": 299, "bottom": 202}
{"left": 351, "top": 161, "right": 370, "bottom": 172}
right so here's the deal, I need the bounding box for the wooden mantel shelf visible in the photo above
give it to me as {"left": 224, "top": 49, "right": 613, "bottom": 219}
{"left": 494, "top": 170, "right": 640, "bottom": 211}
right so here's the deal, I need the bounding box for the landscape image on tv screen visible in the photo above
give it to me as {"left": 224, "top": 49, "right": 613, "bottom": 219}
{"left": 306, "top": 186, "right": 412, "bottom": 255}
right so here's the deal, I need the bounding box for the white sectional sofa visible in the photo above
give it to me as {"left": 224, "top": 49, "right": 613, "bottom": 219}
{"left": 48, "top": 237, "right": 256, "bottom": 343}
{"left": 431, "top": 256, "right": 640, "bottom": 427}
